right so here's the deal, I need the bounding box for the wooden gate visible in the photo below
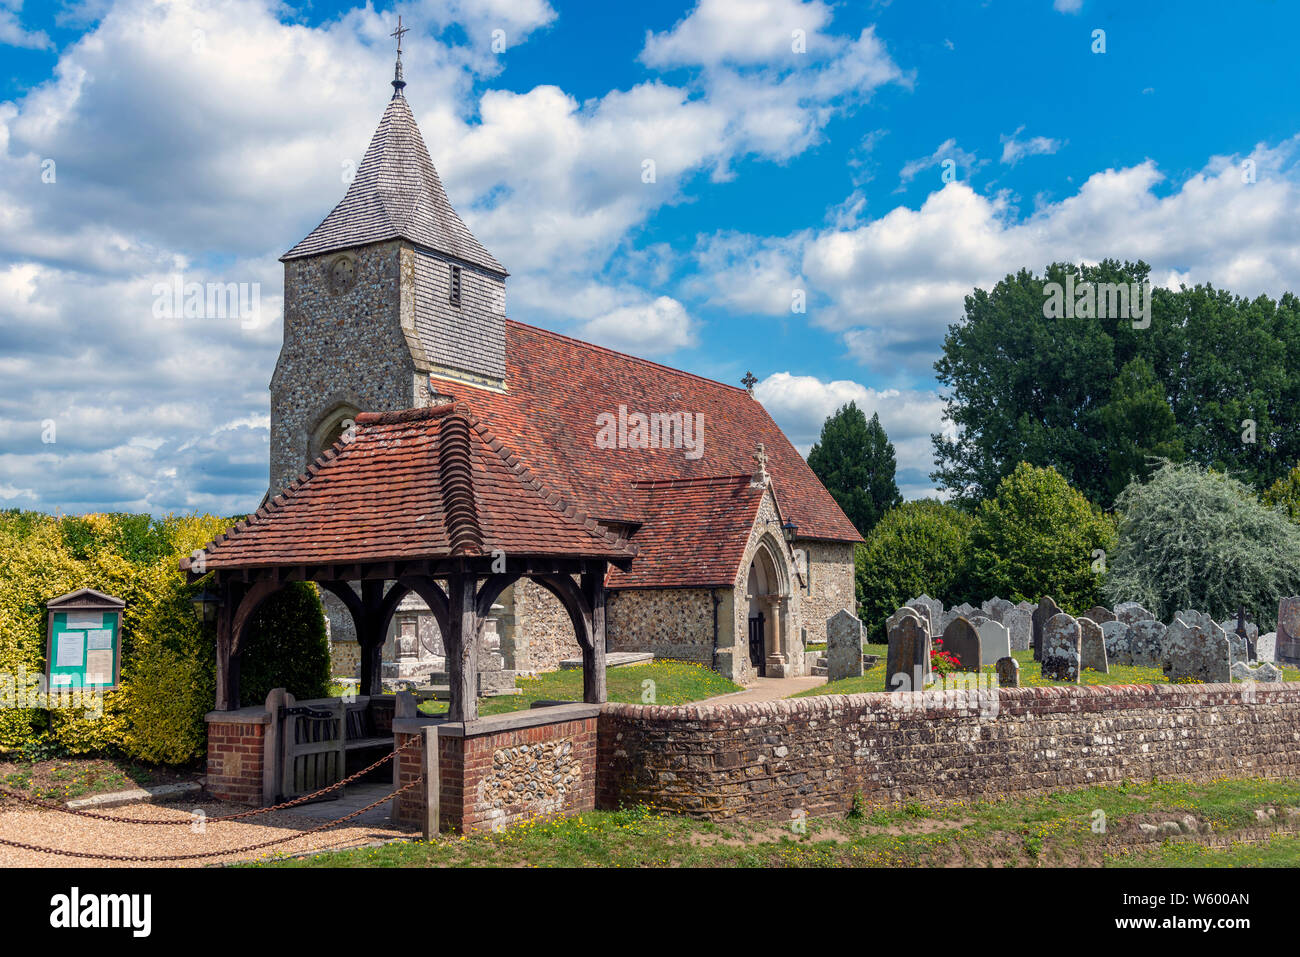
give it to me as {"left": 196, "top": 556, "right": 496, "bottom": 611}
{"left": 279, "top": 700, "right": 347, "bottom": 801}
{"left": 748, "top": 612, "right": 766, "bottom": 677}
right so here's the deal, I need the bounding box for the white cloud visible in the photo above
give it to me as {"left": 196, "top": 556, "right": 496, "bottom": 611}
{"left": 755, "top": 371, "right": 951, "bottom": 498}
{"left": 698, "top": 138, "right": 1300, "bottom": 374}
{"left": 641, "top": 0, "right": 835, "bottom": 69}
{"left": 897, "top": 138, "right": 986, "bottom": 187}
{"left": 579, "top": 296, "right": 697, "bottom": 353}
{"left": 0, "top": 0, "right": 51, "bottom": 49}
{"left": 1000, "top": 126, "right": 1063, "bottom": 165}
{"left": 1054, "top": 0, "right": 1084, "bottom": 13}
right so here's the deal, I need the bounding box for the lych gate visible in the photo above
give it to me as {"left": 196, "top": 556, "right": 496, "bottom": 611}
{"left": 190, "top": 403, "right": 635, "bottom": 824}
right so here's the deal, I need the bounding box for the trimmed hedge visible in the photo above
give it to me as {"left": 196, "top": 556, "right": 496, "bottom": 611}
{"left": 0, "top": 511, "right": 327, "bottom": 764}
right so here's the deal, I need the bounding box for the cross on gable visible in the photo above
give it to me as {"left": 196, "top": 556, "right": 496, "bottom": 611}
{"left": 753, "top": 443, "right": 768, "bottom": 470}
{"left": 741, "top": 371, "right": 758, "bottom": 394}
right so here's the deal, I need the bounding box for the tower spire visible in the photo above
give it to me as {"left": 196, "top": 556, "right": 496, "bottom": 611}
{"left": 390, "top": 15, "right": 408, "bottom": 98}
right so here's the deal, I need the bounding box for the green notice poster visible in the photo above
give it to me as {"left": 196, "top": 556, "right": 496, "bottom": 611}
{"left": 47, "top": 609, "right": 120, "bottom": 691}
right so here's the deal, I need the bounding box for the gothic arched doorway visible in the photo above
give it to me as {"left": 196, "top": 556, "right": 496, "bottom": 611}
{"left": 744, "top": 536, "right": 790, "bottom": 679}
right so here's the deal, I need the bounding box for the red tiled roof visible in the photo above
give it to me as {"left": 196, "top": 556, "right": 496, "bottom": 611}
{"left": 607, "top": 475, "right": 766, "bottom": 589}
{"left": 429, "top": 321, "right": 863, "bottom": 548}
{"left": 185, "top": 404, "right": 633, "bottom": 571}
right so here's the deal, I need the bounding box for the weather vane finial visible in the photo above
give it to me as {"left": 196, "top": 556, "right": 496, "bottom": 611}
{"left": 390, "top": 15, "right": 409, "bottom": 98}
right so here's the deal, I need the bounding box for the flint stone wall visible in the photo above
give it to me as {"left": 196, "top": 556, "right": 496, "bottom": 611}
{"left": 596, "top": 684, "right": 1300, "bottom": 822}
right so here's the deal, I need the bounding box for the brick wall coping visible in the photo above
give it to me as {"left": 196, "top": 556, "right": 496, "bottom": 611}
{"left": 600, "top": 681, "right": 1300, "bottom": 725}
{"left": 394, "top": 702, "right": 601, "bottom": 738}
{"left": 205, "top": 706, "right": 271, "bottom": 726}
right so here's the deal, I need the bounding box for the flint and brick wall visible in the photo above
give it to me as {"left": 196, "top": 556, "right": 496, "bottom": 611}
{"left": 394, "top": 705, "right": 599, "bottom": 833}
{"left": 204, "top": 710, "right": 269, "bottom": 804}
{"left": 596, "top": 683, "right": 1300, "bottom": 822}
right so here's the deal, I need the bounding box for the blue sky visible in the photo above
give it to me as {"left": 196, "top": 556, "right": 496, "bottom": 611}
{"left": 2, "top": 0, "right": 1300, "bottom": 514}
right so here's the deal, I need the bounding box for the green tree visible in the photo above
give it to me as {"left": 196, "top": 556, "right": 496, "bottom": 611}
{"left": 807, "top": 403, "right": 902, "bottom": 536}
{"left": 1262, "top": 464, "right": 1300, "bottom": 522}
{"left": 1104, "top": 461, "right": 1300, "bottom": 629}
{"left": 968, "top": 462, "right": 1116, "bottom": 613}
{"left": 932, "top": 261, "right": 1300, "bottom": 503}
{"left": 238, "top": 582, "right": 330, "bottom": 707}
{"left": 854, "top": 500, "right": 975, "bottom": 642}
{"left": 1098, "top": 356, "right": 1184, "bottom": 501}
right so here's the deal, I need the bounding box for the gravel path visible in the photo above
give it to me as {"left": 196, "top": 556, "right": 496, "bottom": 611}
{"left": 0, "top": 795, "right": 412, "bottom": 867}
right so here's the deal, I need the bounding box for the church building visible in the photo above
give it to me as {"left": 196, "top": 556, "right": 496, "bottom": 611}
{"left": 267, "top": 55, "right": 861, "bottom": 685}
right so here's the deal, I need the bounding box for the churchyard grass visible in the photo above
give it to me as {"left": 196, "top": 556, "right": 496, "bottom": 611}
{"left": 415, "top": 660, "right": 741, "bottom": 717}
{"left": 794, "top": 647, "right": 1300, "bottom": 698}
{"left": 247, "top": 775, "right": 1300, "bottom": 868}
{"left": 0, "top": 755, "right": 199, "bottom": 801}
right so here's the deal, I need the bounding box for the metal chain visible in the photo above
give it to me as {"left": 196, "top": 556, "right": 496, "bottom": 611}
{"left": 0, "top": 733, "right": 421, "bottom": 824}
{"left": 0, "top": 774, "right": 425, "bottom": 863}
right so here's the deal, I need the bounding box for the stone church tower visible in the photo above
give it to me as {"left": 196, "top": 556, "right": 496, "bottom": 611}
{"left": 270, "top": 63, "right": 508, "bottom": 494}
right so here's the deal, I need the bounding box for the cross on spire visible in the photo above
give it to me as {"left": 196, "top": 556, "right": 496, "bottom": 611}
{"left": 390, "top": 16, "right": 409, "bottom": 97}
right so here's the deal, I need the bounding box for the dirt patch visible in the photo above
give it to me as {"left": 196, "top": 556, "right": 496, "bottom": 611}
{"left": 869, "top": 815, "right": 975, "bottom": 836}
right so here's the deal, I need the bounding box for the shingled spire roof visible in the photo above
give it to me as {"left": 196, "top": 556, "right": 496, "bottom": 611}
{"left": 281, "top": 90, "right": 505, "bottom": 274}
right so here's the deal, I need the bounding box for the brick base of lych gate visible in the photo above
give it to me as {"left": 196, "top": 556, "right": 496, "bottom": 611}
{"left": 393, "top": 703, "right": 599, "bottom": 834}
{"left": 204, "top": 706, "right": 269, "bottom": 804}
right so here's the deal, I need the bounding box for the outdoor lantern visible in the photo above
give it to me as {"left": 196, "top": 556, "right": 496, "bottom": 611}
{"left": 190, "top": 587, "right": 221, "bottom": 624}
{"left": 782, "top": 519, "right": 798, "bottom": 543}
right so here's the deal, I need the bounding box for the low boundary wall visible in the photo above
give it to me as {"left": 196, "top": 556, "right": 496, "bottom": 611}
{"left": 596, "top": 683, "right": 1300, "bottom": 822}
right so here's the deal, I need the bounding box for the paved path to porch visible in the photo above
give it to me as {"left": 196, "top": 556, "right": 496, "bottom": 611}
{"left": 701, "top": 675, "right": 826, "bottom": 705}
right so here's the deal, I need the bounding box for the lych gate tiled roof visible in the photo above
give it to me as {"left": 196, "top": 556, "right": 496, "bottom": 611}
{"left": 427, "top": 322, "right": 864, "bottom": 550}
{"left": 281, "top": 94, "right": 505, "bottom": 274}
{"left": 606, "top": 476, "right": 767, "bottom": 589}
{"left": 184, "top": 404, "right": 633, "bottom": 572}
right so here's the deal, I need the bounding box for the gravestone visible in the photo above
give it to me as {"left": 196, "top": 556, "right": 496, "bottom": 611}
{"left": 886, "top": 614, "right": 930, "bottom": 692}
{"left": 1101, "top": 620, "right": 1134, "bottom": 665}
{"left": 995, "top": 656, "right": 1020, "bottom": 688}
{"left": 1003, "top": 607, "right": 1033, "bottom": 651}
{"left": 1128, "top": 619, "right": 1167, "bottom": 668}
{"left": 1161, "top": 617, "right": 1230, "bottom": 683}
{"left": 1218, "top": 618, "right": 1257, "bottom": 665}
{"left": 1078, "top": 617, "right": 1109, "bottom": 673}
{"left": 1257, "top": 632, "right": 1277, "bottom": 663}
{"left": 905, "top": 601, "right": 933, "bottom": 637}
{"left": 982, "top": 597, "right": 1015, "bottom": 623}
{"left": 826, "top": 609, "right": 865, "bottom": 682}
{"left": 1084, "top": 605, "right": 1116, "bottom": 624}
{"left": 1032, "top": 596, "right": 1062, "bottom": 662}
{"left": 907, "top": 595, "right": 943, "bottom": 631}
{"left": 887, "top": 606, "right": 923, "bottom": 638}
{"left": 976, "top": 619, "right": 1011, "bottom": 666}
{"left": 1278, "top": 597, "right": 1300, "bottom": 665}
{"left": 1042, "top": 613, "right": 1082, "bottom": 682}
{"left": 942, "top": 616, "right": 982, "bottom": 672}
{"left": 1114, "top": 602, "right": 1155, "bottom": 625}
{"left": 1231, "top": 660, "right": 1283, "bottom": 683}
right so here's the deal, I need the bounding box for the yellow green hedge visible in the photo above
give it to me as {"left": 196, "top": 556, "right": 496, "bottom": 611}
{"left": 0, "top": 510, "right": 327, "bottom": 765}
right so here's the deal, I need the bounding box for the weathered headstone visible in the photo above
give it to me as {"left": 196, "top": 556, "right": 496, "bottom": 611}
{"left": 1278, "top": 597, "right": 1300, "bottom": 665}
{"left": 1084, "top": 605, "right": 1116, "bottom": 624}
{"left": 982, "top": 597, "right": 1015, "bottom": 623}
{"left": 976, "top": 619, "right": 1011, "bottom": 666}
{"left": 1232, "top": 660, "right": 1283, "bottom": 683}
{"left": 1032, "top": 596, "right": 1062, "bottom": 662}
{"left": 1042, "top": 613, "right": 1082, "bottom": 682}
{"left": 942, "top": 616, "right": 982, "bottom": 672}
{"left": 1101, "top": 619, "right": 1134, "bottom": 665}
{"left": 1128, "top": 619, "right": 1167, "bottom": 668}
{"left": 886, "top": 614, "right": 930, "bottom": 692}
{"left": 1114, "top": 602, "right": 1155, "bottom": 625}
{"left": 907, "top": 594, "right": 942, "bottom": 631}
{"left": 1078, "top": 617, "right": 1109, "bottom": 673}
{"left": 1257, "top": 632, "right": 1277, "bottom": 663}
{"left": 905, "top": 601, "right": 933, "bottom": 637}
{"left": 887, "top": 605, "right": 922, "bottom": 637}
{"left": 995, "top": 656, "right": 1020, "bottom": 688}
{"left": 827, "top": 609, "right": 865, "bottom": 682}
{"left": 1003, "top": 606, "right": 1033, "bottom": 651}
{"left": 1161, "top": 617, "right": 1230, "bottom": 683}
